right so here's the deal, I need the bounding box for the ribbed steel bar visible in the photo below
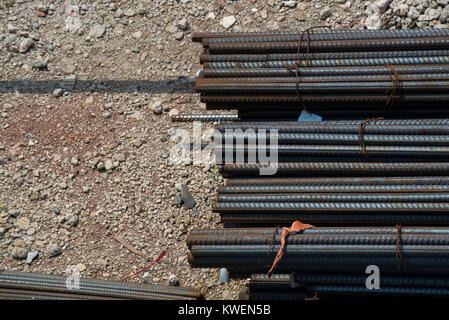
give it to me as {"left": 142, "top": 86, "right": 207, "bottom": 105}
{"left": 197, "top": 80, "right": 449, "bottom": 95}
{"left": 203, "top": 65, "right": 449, "bottom": 78}
{"left": 219, "top": 184, "right": 449, "bottom": 194}
{"left": 236, "top": 109, "right": 449, "bottom": 120}
{"left": 214, "top": 201, "right": 449, "bottom": 213}
{"left": 216, "top": 193, "right": 449, "bottom": 203}
{"left": 312, "top": 285, "right": 449, "bottom": 297}
{"left": 216, "top": 119, "right": 449, "bottom": 134}
{"left": 220, "top": 212, "right": 449, "bottom": 225}
{"left": 0, "top": 271, "right": 202, "bottom": 300}
{"left": 218, "top": 145, "right": 449, "bottom": 158}
{"left": 200, "top": 50, "right": 449, "bottom": 63}
{"left": 203, "top": 29, "right": 449, "bottom": 45}
{"left": 219, "top": 162, "right": 449, "bottom": 176}
{"left": 203, "top": 56, "right": 449, "bottom": 69}
{"left": 224, "top": 176, "right": 449, "bottom": 186}
{"left": 250, "top": 273, "right": 449, "bottom": 289}
{"left": 220, "top": 133, "right": 449, "bottom": 146}
{"left": 188, "top": 253, "right": 449, "bottom": 274}
{"left": 199, "top": 73, "right": 449, "bottom": 84}
{"left": 201, "top": 94, "right": 449, "bottom": 105}
{"left": 192, "top": 29, "right": 449, "bottom": 42}
{"left": 171, "top": 114, "right": 239, "bottom": 122}
{"left": 207, "top": 38, "right": 449, "bottom": 54}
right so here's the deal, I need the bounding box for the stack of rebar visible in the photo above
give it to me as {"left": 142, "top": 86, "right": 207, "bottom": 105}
{"left": 212, "top": 119, "right": 449, "bottom": 225}
{"left": 193, "top": 29, "right": 449, "bottom": 119}
{"left": 188, "top": 29, "right": 449, "bottom": 300}
{"left": 241, "top": 273, "right": 449, "bottom": 300}
{"left": 0, "top": 271, "right": 203, "bottom": 300}
{"left": 187, "top": 226, "right": 449, "bottom": 298}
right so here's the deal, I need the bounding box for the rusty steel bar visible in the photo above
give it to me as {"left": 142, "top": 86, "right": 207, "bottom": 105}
{"left": 0, "top": 271, "right": 202, "bottom": 300}
{"left": 171, "top": 114, "right": 239, "bottom": 122}
{"left": 192, "top": 29, "right": 449, "bottom": 42}
{"left": 203, "top": 56, "right": 449, "bottom": 69}
{"left": 220, "top": 212, "right": 449, "bottom": 225}
{"left": 200, "top": 50, "right": 449, "bottom": 63}
{"left": 207, "top": 38, "right": 449, "bottom": 54}
{"left": 219, "top": 162, "right": 449, "bottom": 177}
{"left": 201, "top": 94, "right": 449, "bottom": 105}
{"left": 218, "top": 133, "right": 449, "bottom": 146}
{"left": 202, "top": 29, "right": 449, "bottom": 45}
{"left": 202, "top": 65, "right": 449, "bottom": 78}
{"left": 216, "top": 193, "right": 449, "bottom": 203}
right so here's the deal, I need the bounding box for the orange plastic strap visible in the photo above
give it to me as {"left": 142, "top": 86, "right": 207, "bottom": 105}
{"left": 267, "top": 221, "right": 314, "bottom": 278}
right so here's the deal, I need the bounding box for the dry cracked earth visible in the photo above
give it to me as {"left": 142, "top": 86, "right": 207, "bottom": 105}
{"left": 1, "top": 0, "right": 448, "bottom": 299}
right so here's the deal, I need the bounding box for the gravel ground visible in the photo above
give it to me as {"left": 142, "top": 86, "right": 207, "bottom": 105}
{"left": 1, "top": 0, "right": 448, "bottom": 300}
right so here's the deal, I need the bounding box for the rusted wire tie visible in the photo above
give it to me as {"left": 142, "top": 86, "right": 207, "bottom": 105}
{"left": 267, "top": 221, "right": 314, "bottom": 278}
{"left": 383, "top": 64, "right": 401, "bottom": 112}
{"left": 286, "top": 26, "right": 330, "bottom": 112}
{"left": 268, "top": 225, "right": 280, "bottom": 259}
{"left": 395, "top": 225, "right": 407, "bottom": 272}
{"left": 357, "top": 117, "right": 384, "bottom": 160}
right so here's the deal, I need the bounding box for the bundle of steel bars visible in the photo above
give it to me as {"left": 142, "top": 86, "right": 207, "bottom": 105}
{"left": 187, "top": 29, "right": 449, "bottom": 300}
{"left": 0, "top": 271, "right": 203, "bottom": 300}
{"left": 193, "top": 29, "right": 449, "bottom": 119}
{"left": 187, "top": 226, "right": 449, "bottom": 275}
{"left": 241, "top": 273, "right": 449, "bottom": 300}
{"left": 212, "top": 119, "right": 449, "bottom": 225}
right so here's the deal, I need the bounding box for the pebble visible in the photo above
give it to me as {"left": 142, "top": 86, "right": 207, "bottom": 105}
{"left": 19, "top": 38, "right": 34, "bottom": 53}
{"left": 221, "top": 15, "right": 236, "bottom": 29}
{"left": 53, "top": 88, "right": 63, "bottom": 97}
{"left": 168, "top": 274, "right": 179, "bottom": 286}
{"left": 152, "top": 99, "right": 163, "bottom": 115}
{"left": 180, "top": 184, "right": 196, "bottom": 209}
{"left": 89, "top": 24, "right": 106, "bottom": 38}
{"left": 104, "top": 159, "right": 114, "bottom": 171}
{"left": 12, "top": 247, "right": 28, "bottom": 260}
{"left": 320, "top": 6, "right": 332, "bottom": 20}
{"left": 26, "top": 251, "right": 39, "bottom": 264}
{"left": 47, "top": 243, "right": 62, "bottom": 258}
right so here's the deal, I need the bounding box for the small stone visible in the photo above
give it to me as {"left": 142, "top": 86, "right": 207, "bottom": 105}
{"left": 180, "top": 184, "right": 196, "bottom": 209}
{"left": 71, "top": 156, "right": 79, "bottom": 166}
{"left": 26, "top": 251, "right": 39, "bottom": 264}
{"left": 124, "top": 8, "right": 136, "bottom": 17}
{"left": 16, "top": 217, "right": 30, "bottom": 230}
{"left": 177, "top": 18, "right": 189, "bottom": 31}
{"left": 19, "top": 38, "right": 34, "bottom": 53}
{"left": 30, "top": 190, "right": 41, "bottom": 201}
{"left": 440, "top": 6, "right": 449, "bottom": 23}
{"left": 104, "top": 159, "right": 114, "bottom": 171}
{"left": 320, "top": 6, "right": 332, "bottom": 20}
{"left": 282, "top": 1, "right": 297, "bottom": 8}
{"left": 77, "top": 263, "right": 86, "bottom": 272}
{"left": 53, "top": 88, "right": 63, "bottom": 97}
{"left": 82, "top": 186, "right": 90, "bottom": 193}
{"left": 132, "top": 31, "right": 143, "bottom": 39}
{"left": 89, "top": 24, "right": 106, "bottom": 38}
{"left": 168, "top": 274, "right": 179, "bottom": 286}
{"left": 67, "top": 215, "right": 79, "bottom": 227}
{"left": 47, "top": 243, "right": 62, "bottom": 258}
{"left": 152, "top": 99, "right": 163, "bottom": 115}
{"left": 12, "top": 247, "right": 28, "bottom": 260}
{"left": 221, "top": 15, "right": 236, "bottom": 29}
{"left": 117, "top": 154, "right": 126, "bottom": 162}
{"left": 103, "top": 111, "right": 112, "bottom": 118}
{"left": 174, "top": 31, "right": 184, "bottom": 41}
{"left": 32, "top": 57, "right": 48, "bottom": 69}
